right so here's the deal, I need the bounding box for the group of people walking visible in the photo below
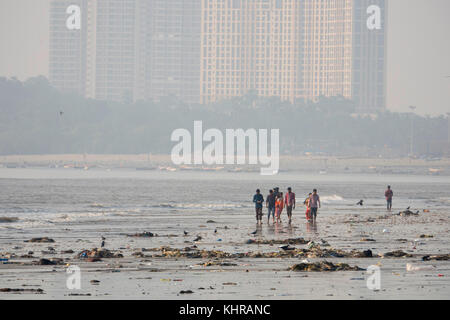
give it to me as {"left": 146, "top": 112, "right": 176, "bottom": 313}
{"left": 253, "top": 185, "right": 395, "bottom": 225}
{"left": 253, "top": 187, "right": 320, "bottom": 225}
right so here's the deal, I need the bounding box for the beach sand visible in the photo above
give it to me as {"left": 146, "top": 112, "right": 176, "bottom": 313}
{"left": 0, "top": 167, "right": 449, "bottom": 299}
{"left": 1, "top": 208, "right": 449, "bottom": 299}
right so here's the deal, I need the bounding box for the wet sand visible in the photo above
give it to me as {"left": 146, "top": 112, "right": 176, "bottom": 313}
{"left": 1, "top": 208, "right": 449, "bottom": 299}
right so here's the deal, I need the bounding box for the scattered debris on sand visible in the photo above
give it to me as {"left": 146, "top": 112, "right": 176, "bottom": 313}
{"left": 179, "top": 290, "right": 194, "bottom": 294}
{"left": 77, "top": 248, "right": 123, "bottom": 259}
{"left": 419, "top": 234, "right": 434, "bottom": 238}
{"left": 289, "top": 261, "right": 364, "bottom": 272}
{"left": 422, "top": 254, "right": 450, "bottom": 261}
{"left": 406, "top": 263, "right": 435, "bottom": 272}
{"left": 203, "top": 260, "right": 237, "bottom": 267}
{"left": 279, "top": 245, "right": 296, "bottom": 251}
{"left": 0, "top": 288, "right": 44, "bottom": 294}
{"left": 127, "top": 232, "right": 156, "bottom": 238}
{"left": 383, "top": 250, "right": 413, "bottom": 258}
{"left": 360, "top": 238, "right": 376, "bottom": 242}
{"left": 143, "top": 245, "right": 375, "bottom": 259}
{"left": 246, "top": 238, "right": 309, "bottom": 245}
{"left": 24, "top": 237, "right": 55, "bottom": 243}
{"left": 397, "top": 210, "right": 419, "bottom": 217}
{"left": 35, "top": 258, "right": 64, "bottom": 265}
{"left": 0, "top": 217, "right": 19, "bottom": 223}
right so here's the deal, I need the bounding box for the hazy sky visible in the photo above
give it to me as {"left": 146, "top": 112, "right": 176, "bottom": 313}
{"left": 0, "top": 0, "right": 449, "bottom": 115}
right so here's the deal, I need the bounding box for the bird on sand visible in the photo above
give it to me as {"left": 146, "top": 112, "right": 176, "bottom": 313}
{"left": 183, "top": 230, "right": 188, "bottom": 236}
{"left": 356, "top": 200, "right": 364, "bottom": 206}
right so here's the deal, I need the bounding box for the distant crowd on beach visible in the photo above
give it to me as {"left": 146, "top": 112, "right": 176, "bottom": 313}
{"left": 253, "top": 185, "right": 395, "bottom": 225}
{"left": 252, "top": 187, "right": 320, "bottom": 225}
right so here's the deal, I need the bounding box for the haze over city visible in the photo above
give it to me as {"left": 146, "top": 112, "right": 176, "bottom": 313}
{"left": 1, "top": 0, "right": 449, "bottom": 115}
{"left": 0, "top": 1, "right": 450, "bottom": 305}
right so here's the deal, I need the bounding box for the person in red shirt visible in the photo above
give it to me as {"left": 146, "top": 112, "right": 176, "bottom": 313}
{"left": 385, "top": 185, "right": 393, "bottom": 210}
{"left": 284, "top": 187, "right": 296, "bottom": 224}
{"left": 275, "top": 193, "right": 284, "bottom": 223}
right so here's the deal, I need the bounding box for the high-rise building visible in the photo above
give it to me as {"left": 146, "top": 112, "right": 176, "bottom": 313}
{"left": 135, "top": 0, "right": 201, "bottom": 103}
{"left": 200, "top": 0, "right": 387, "bottom": 113}
{"left": 352, "top": 0, "right": 387, "bottom": 113}
{"left": 49, "top": 0, "right": 89, "bottom": 96}
{"left": 93, "top": 0, "right": 137, "bottom": 102}
{"left": 49, "top": 0, "right": 201, "bottom": 103}
{"left": 200, "top": 0, "right": 304, "bottom": 104}
{"left": 49, "top": 0, "right": 386, "bottom": 113}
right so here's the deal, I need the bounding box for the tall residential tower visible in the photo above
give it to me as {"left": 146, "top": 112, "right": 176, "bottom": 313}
{"left": 49, "top": 0, "right": 387, "bottom": 113}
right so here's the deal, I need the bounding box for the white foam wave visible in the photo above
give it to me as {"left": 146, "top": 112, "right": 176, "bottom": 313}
{"left": 320, "top": 195, "right": 345, "bottom": 203}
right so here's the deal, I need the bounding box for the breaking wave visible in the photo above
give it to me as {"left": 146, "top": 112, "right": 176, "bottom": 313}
{"left": 320, "top": 195, "right": 345, "bottom": 203}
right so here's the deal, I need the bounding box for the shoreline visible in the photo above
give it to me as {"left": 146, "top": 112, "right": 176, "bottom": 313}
{"left": 1, "top": 154, "right": 449, "bottom": 176}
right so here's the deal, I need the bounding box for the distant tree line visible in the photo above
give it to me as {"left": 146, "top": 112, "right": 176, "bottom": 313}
{"left": 0, "top": 76, "right": 448, "bottom": 156}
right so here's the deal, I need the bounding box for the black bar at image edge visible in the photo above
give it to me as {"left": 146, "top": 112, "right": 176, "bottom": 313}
{"left": 1, "top": 300, "right": 448, "bottom": 318}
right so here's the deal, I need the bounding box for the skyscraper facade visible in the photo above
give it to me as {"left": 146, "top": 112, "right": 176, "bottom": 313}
{"left": 49, "top": 0, "right": 201, "bottom": 103}
{"left": 49, "top": 0, "right": 89, "bottom": 96}
{"left": 200, "top": 0, "right": 387, "bottom": 112}
{"left": 49, "top": 0, "right": 386, "bottom": 113}
{"left": 136, "top": 0, "right": 201, "bottom": 103}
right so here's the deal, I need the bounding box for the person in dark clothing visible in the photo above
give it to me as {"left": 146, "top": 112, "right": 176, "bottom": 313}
{"left": 253, "top": 189, "right": 264, "bottom": 224}
{"left": 273, "top": 187, "right": 280, "bottom": 198}
{"left": 385, "top": 185, "right": 393, "bottom": 210}
{"left": 266, "top": 189, "right": 276, "bottom": 224}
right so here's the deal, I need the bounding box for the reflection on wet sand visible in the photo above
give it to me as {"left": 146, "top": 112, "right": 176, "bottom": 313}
{"left": 306, "top": 219, "right": 318, "bottom": 236}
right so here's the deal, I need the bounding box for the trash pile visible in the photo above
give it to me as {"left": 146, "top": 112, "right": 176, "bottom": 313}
{"left": 289, "top": 261, "right": 364, "bottom": 272}
{"left": 0, "top": 288, "right": 44, "bottom": 294}
{"left": 406, "top": 263, "right": 435, "bottom": 272}
{"left": 24, "top": 237, "right": 55, "bottom": 243}
{"left": 0, "top": 217, "right": 19, "bottom": 223}
{"left": 202, "top": 261, "right": 237, "bottom": 267}
{"left": 144, "top": 245, "right": 376, "bottom": 259}
{"left": 245, "top": 238, "right": 309, "bottom": 245}
{"left": 422, "top": 254, "right": 450, "bottom": 261}
{"left": 35, "top": 258, "right": 64, "bottom": 265}
{"left": 127, "top": 231, "right": 156, "bottom": 238}
{"left": 383, "top": 250, "right": 413, "bottom": 258}
{"left": 397, "top": 210, "right": 419, "bottom": 217}
{"left": 77, "top": 248, "right": 123, "bottom": 259}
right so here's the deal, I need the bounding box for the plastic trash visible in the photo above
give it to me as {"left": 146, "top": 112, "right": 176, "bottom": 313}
{"left": 301, "top": 259, "right": 310, "bottom": 263}
{"left": 307, "top": 241, "right": 318, "bottom": 249}
{"left": 406, "top": 263, "right": 435, "bottom": 272}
